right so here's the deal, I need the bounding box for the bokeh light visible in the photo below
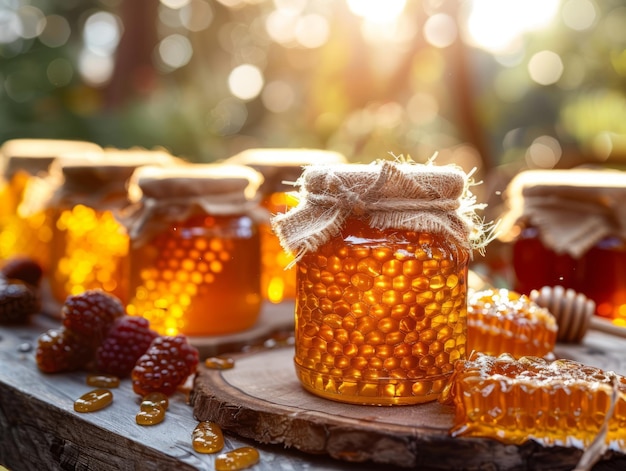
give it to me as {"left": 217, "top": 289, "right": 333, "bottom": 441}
{"left": 228, "top": 64, "right": 264, "bottom": 101}
{"left": 463, "top": 0, "right": 560, "bottom": 53}
{"left": 528, "top": 50, "right": 564, "bottom": 86}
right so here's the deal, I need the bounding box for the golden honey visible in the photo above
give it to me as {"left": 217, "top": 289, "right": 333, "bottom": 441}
{"left": 48, "top": 149, "right": 175, "bottom": 304}
{"left": 500, "top": 169, "right": 626, "bottom": 321}
{"left": 272, "top": 160, "right": 487, "bottom": 405}
{"left": 294, "top": 218, "right": 468, "bottom": 405}
{"left": 124, "top": 164, "right": 264, "bottom": 336}
{"left": 127, "top": 214, "right": 261, "bottom": 336}
{"left": 259, "top": 191, "right": 298, "bottom": 303}
{"left": 441, "top": 352, "right": 626, "bottom": 450}
{"left": 227, "top": 148, "right": 347, "bottom": 304}
{"left": 0, "top": 139, "right": 102, "bottom": 270}
{"left": 51, "top": 204, "right": 129, "bottom": 302}
{"left": 467, "top": 288, "right": 557, "bottom": 358}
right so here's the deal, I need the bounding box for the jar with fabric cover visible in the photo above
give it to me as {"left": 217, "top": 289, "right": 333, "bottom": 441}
{"left": 228, "top": 148, "right": 347, "bottom": 304}
{"left": 48, "top": 149, "right": 176, "bottom": 305}
{"left": 499, "top": 169, "right": 626, "bottom": 321}
{"left": 0, "top": 139, "right": 102, "bottom": 270}
{"left": 122, "top": 164, "right": 264, "bottom": 336}
{"left": 272, "top": 159, "right": 488, "bottom": 405}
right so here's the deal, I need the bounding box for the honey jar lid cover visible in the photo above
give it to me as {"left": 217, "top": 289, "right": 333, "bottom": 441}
{"left": 271, "top": 157, "right": 491, "bottom": 263}
{"left": 499, "top": 168, "right": 626, "bottom": 258}
{"left": 227, "top": 148, "right": 347, "bottom": 195}
{"left": 121, "top": 163, "right": 264, "bottom": 246}
{"left": 48, "top": 148, "right": 177, "bottom": 211}
{"left": 0, "top": 139, "right": 102, "bottom": 179}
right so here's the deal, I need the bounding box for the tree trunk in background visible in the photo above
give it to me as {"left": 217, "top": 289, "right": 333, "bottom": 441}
{"left": 105, "top": 0, "right": 159, "bottom": 109}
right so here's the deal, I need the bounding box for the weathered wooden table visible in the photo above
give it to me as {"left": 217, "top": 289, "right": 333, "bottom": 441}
{"left": 2, "top": 309, "right": 626, "bottom": 471}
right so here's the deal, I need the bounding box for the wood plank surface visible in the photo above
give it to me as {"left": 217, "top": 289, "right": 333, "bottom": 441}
{"left": 191, "top": 330, "right": 626, "bottom": 470}
{"left": 0, "top": 314, "right": 385, "bottom": 471}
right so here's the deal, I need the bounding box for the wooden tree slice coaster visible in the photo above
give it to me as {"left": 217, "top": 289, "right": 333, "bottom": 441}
{"left": 190, "top": 347, "right": 614, "bottom": 470}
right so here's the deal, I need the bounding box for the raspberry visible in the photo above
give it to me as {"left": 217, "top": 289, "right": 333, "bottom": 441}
{"left": 96, "top": 316, "right": 158, "bottom": 378}
{"left": 36, "top": 327, "right": 94, "bottom": 373}
{"left": 62, "top": 290, "right": 125, "bottom": 343}
{"left": 0, "top": 280, "right": 40, "bottom": 324}
{"left": 1, "top": 257, "right": 43, "bottom": 287}
{"left": 131, "top": 335, "right": 199, "bottom": 396}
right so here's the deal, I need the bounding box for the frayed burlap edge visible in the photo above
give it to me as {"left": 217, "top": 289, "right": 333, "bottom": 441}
{"left": 271, "top": 156, "right": 493, "bottom": 265}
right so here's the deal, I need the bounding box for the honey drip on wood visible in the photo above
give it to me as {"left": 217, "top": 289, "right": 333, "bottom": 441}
{"left": 192, "top": 421, "right": 224, "bottom": 454}
{"left": 74, "top": 389, "right": 113, "bottom": 412}
{"left": 215, "top": 446, "right": 260, "bottom": 471}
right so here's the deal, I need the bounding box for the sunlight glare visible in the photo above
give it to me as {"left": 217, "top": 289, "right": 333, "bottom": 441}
{"left": 465, "top": 0, "right": 560, "bottom": 53}
{"left": 347, "top": 0, "right": 406, "bottom": 24}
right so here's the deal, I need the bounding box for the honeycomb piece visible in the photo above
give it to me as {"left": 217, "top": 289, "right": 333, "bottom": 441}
{"left": 294, "top": 218, "right": 469, "bottom": 405}
{"left": 467, "top": 288, "right": 557, "bottom": 358}
{"left": 440, "top": 352, "right": 626, "bottom": 450}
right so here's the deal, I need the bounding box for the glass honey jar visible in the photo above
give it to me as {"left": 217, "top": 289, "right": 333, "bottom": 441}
{"left": 123, "top": 164, "right": 265, "bottom": 336}
{"left": 272, "top": 159, "right": 488, "bottom": 405}
{"left": 48, "top": 149, "right": 175, "bottom": 305}
{"left": 228, "top": 148, "right": 347, "bottom": 304}
{"left": 0, "top": 139, "right": 102, "bottom": 270}
{"left": 500, "top": 169, "right": 626, "bottom": 321}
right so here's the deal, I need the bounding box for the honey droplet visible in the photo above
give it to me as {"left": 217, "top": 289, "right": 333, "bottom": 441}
{"left": 136, "top": 402, "right": 166, "bottom": 426}
{"left": 215, "top": 446, "right": 260, "bottom": 471}
{"left": 86, "top": 374, "right": 120, "bottom": 388}
{"left": 142, "top": 391, "right": 169, "bottom": 411}
{"left": 74, "top": 389, "right": 113, "bottom": 413}
{"left": 205, "top": 357, "right": 235, "bottom": 370}
{"left": 192, "top": 421, "right": 224, "bottom": 454}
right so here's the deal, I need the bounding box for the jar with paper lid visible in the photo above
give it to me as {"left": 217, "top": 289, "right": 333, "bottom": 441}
{"left": 228, "top": 148, "right": 347, "bottom": 304}
{"left": 272, "top": 159, "right": 487, "bottom": 405}
{"left": 123, "top": 164, "right": 264, "bottom": 336}
{"left": 0, "top": 138, "right": 102, "bottom": 269}
{"left": 499, "top": 168, "right": 626, "bottom": 320}
{"left": 48, "top": 149, "right": 176, "bottom": 305}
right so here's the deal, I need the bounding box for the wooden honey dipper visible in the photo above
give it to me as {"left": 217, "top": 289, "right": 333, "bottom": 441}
{"left": 530, "top": 285, "right": 626, "bottom": 343}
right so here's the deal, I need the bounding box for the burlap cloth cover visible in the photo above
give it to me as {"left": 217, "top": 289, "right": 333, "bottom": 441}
{"left": 45, "top": 149, "right": 177, "bottom": 212}
{"left": 1, "top": 139, "right": 102, "bottom": 180}
{"left": 227, "top": 148, "right": 347, "bottom": 196}
{"left": 271, "top": 159, "right": 489, "bottom": 264}
{"left": 499, "top": 169, "right": 626, "bottom": 258}
{"left": 121, "top": 164, "right": 264, "bottom": 248}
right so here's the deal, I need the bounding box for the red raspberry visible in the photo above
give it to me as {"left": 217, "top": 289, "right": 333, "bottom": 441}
{"left": 131, "top": 335, "right": 199, "bottom": 396}
{"left": 36, "top": 327, "right": 94, "bottom": 373}
{"left": 96, "top": 316, "right": 158, "bottom": 378}
{"left": 1, "top": 257, "right": 43, "bottom": 287}
{"left": 62, "top": 290, "right": 125, "bottom": 343}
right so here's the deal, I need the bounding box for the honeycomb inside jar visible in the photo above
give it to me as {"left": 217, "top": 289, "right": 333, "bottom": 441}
{"left": 440, "top": 352, "right": 626, "bottom": 450}
{"left": 126, "top": 214, "right": 262, "bottom": 336}
{"left": 467, "top": 288, "right": 557, "bottom": 358}
{"left": 0, "top": 172, "right": 54, "bottom": 271}
{"left": 259, "top": 191, "right": 298, "bottom": 304}
{"left": 49, "top": 204, "right": 129, "bottom": 303}
{"left": 294, "top": 218, "right": 469, "bottom": 405}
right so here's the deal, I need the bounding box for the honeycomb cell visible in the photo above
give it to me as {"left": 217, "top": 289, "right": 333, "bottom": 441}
{"left": 441, "top": 352, "right": 626, "bottom": 450}
{"left": 50, "top": 205, "right": 129, "bottom": 303}
{"left": 127, "top": 214, "right": 261, "bottom": 336}
{"left": 467, "top": 289, "right": 557, "bottom": 358}
{"left": 294, "top": 218, "right": 468, "bottom": 405}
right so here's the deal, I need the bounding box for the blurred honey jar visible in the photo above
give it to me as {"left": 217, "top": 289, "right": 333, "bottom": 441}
{"left": 228, "top": 148, "right": 347, "bottom": 304}
{"left": 0, "top": 138, "right": 102, "bottom": 271}
{"left": 123, "top": 163, "right": 264, "bottom": 336}
{"left": 499, "top": 168, "right": 626, "bottom": 321}
{"left": 272, "top": 159, "right": 489, "bottom": 405}
{"left": 47, "top": 148, "right": 176, "bottom": 304}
